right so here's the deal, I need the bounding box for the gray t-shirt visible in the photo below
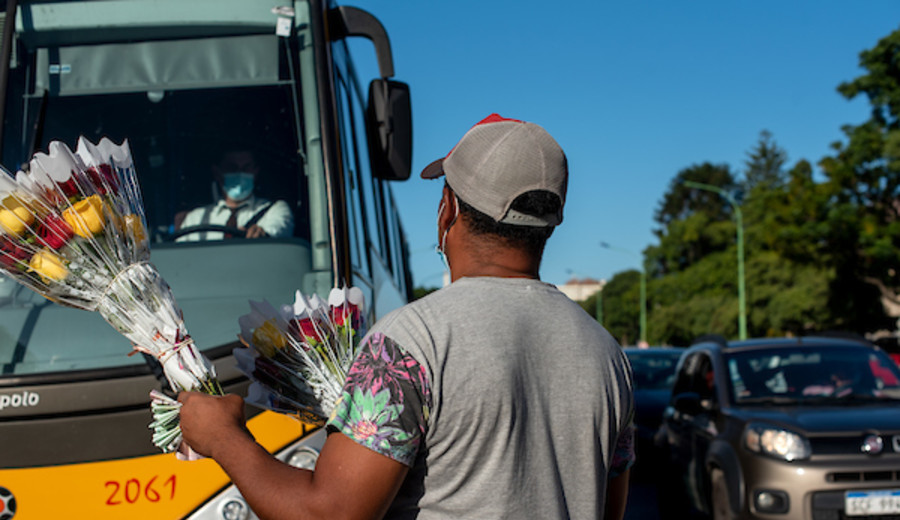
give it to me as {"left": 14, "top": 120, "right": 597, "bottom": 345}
{"left": 328, "top": 277, "right": 634, "bottom": 519}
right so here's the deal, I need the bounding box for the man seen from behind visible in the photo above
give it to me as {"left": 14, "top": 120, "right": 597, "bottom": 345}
{"left": 178, "top": 113, "right": 635, "bottom": 519}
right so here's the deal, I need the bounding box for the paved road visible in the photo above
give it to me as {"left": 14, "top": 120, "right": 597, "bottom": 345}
{"left": 625, "top": 481, "right": 662, "bottom": 520}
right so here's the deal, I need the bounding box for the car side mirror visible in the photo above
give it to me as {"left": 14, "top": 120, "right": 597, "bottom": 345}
{"left": 672, "top": 392, "right": 703, "bottom": 416}
{"left": 366, "top": 78, "right": 412, "bottom": 181}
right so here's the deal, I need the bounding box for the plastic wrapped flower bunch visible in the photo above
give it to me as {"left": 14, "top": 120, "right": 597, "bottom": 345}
{"left": 0, "top": 137, "right": 221, "bottom": 455}
{"left": 234, "top": 286, "right": 367, "bottom": 425}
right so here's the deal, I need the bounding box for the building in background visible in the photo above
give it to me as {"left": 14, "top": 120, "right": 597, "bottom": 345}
{"left": 558, "top": 277, "right": 605, "bottom": 302}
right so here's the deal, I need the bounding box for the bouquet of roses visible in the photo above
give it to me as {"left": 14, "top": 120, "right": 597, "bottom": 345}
{"left": 0, "top": 137, "right": 221, "bottom": 457}
{"left": 234, "top": 286, "right": 366, "bottom": 425}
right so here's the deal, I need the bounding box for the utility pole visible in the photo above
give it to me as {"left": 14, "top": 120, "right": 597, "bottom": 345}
{"left": 683, "top": 180, "right": 747, "bottom": 340}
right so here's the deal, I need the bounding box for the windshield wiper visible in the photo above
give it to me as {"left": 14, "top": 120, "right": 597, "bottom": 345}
{"left": 737, "top": 396, "right": 799, "bottom": 405}
{"left": 797, "top": 393, "right": 900, "bottom": 405}
{"left": 836, "top": 393, "right": 900, "bottom": 403}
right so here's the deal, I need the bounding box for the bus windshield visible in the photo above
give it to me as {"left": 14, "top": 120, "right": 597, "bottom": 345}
{"left": 0, "top": 22, "right": 334, "bottom": 376}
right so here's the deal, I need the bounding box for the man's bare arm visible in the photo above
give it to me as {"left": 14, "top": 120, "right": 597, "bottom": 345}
{"left": 179, "top": 392, "right": 408, "bottom": 520}
{"left": 604, "top": 468, "right": 630, "bottom": 520}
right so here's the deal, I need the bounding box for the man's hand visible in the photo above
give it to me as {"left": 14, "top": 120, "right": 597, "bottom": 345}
{"left": 244, "top": 224, "right": 267, "bottom": 239}
{"left": 177, "top": 392, "right": 250, "bottom": 458}
{"left": 177, "top": 393, "right": 409, "bottom": 519}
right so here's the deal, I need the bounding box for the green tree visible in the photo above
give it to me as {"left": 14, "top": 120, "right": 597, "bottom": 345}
{"left": 654, "top": 162, "right": 737, "bottom": 227}
{"left": 818, "top": 28, "right": 900, "bottom": 332}
{"left": 651, "top": 163, "right": 737, "bottom": 275}
{"left": 743, "top": 160, "right": 830, "bottom": 263}
{"left": 600, "top": 270, "right": 642, "bottom": 346}
{"left": 648, "top": 250, "right": 740, "bottom": 343}
{"left": 412, "top": 286, "right": 440, "bottom": 300}
{"left": 649, "top": 138, "right": 839, "bottom": 342}
{"left": 579, "top": 291, "right": 599, "bottom": 320}
{"left": 636, "top": 28, "right": 900, "bottom": 344}
{"left": 743, "top": 129, "right": 787, "bottom": 193}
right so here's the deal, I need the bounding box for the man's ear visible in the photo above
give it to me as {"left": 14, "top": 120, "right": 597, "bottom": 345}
{"left": 438, "top": 187, "right": 458, "bottom": 231}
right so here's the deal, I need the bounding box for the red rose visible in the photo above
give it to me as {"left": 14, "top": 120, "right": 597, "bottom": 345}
{"left": 38, "top": 214, "right": 73, "bottom": 249}
{"left": 0, "top": 237, "right": 30, "bottom": 270}
{"left": 332, "top": 304, "right": 358, "bottom": 327}
{"left": 298, "top": 318, "right": 319, "bottom": 338}
{"left": 288, "top": 318, "right": 322, "bottom": 348}
{"left": 57, "top": 176, "right": 80, "bottom": 198}
{"left": 87, "top": 164, "right": 119, "bottom": 195}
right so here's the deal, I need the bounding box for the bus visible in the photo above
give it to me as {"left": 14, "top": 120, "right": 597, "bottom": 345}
{"left": 0, "top": 0, "right": 414, "bottom": 518}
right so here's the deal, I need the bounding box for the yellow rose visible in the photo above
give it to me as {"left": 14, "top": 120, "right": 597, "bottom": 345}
{"left": 252, "top": 320, "right": 287, "bottom": 358}
{"left": 123, "top": 214, "right": 147, "bottom": 244}
{"left": 29, "top": 249, "right": 68, "bottom": 283}
{"left": 0, "top": 195, "right": 35, "bottom": 236}
{"left": 63, "top": 195, "right": 106, "bottom": 238}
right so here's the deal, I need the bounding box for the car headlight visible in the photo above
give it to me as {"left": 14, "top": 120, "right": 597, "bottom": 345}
{"left": 744, "top": 423, "right": 811, "bottom": 461}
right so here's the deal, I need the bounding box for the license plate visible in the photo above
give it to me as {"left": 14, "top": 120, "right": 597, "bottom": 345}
{"left": 845, "top": 490, "right": 900, "bottom": 516}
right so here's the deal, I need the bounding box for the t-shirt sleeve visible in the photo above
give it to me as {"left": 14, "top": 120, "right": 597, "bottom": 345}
{"left": 609, "top": 422, "right": 635, "bottom": 478}
{"left": 326, "top": 331, "right": 432, "bottom": 467}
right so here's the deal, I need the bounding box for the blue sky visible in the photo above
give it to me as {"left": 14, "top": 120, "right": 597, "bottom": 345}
{"left": 351, "top": 1, "right": 900, "bottom": 289}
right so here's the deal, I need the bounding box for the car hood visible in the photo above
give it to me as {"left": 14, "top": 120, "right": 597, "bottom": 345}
{"left": 731, "top": 403, "right": 900, "bottom": 434}
{"left": 634, "top": 389, "right": 671, "bottom": 430}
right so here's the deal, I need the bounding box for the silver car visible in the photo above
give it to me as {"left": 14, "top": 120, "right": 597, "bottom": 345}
{"left": 656, "top": 336, "right": 900, "bottom": 519}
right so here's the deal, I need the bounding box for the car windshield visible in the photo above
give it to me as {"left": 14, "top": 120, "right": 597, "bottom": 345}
{"left": 626, "top": 349, "right": 681, "bottom": 391}
{"left": 727, "top": 345, "right": 900, "bottom": 404}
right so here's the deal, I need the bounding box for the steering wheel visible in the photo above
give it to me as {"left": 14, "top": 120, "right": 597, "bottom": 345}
{"left": 167, "top": 224, "right": 246, "bottom": 241}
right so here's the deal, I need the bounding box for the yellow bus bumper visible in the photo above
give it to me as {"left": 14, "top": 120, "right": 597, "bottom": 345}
{"left": 0, "top": 411, "right": 312, "bottom": 519}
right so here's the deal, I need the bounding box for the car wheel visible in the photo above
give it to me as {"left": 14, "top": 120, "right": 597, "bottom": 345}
{"left": 710, "top": 468, "right": 736, "bottom": 520}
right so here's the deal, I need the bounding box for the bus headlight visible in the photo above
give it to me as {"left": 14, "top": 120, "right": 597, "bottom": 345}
{"left": 218, "top": 497, "right": 250, "bottom": 520}
{"left": 745, "top": 423, "right": 811, "bottom": 461}
{"left": 286, "top": 446, "right": 320, "bottom": 470}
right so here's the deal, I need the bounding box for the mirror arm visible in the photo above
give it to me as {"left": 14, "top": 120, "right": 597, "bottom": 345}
{"left": 329, "top": 6, "right": 394, "bottom": 79}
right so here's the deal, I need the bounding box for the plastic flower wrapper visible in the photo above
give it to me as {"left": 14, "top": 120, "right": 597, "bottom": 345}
{"left": 0, "top": 137, "right": 222, "bottom": 457}
{"left": 234, "top": 286, "right": 366, "bottom": 425}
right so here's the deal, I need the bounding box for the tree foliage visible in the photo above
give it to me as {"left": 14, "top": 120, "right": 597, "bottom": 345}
{"left": 654, "top": 162, "right": 736, "bottom": 228}
{"left": 412, "top": 286, "right": 439, "bottom": 300}
{"left": 623, "top": 28, "right": 900, "bottom": 344}
{"left": 598, "top": 270, "right": 642, "bottom": 346}
{"left": 819, "top": 28, "right": 900, "bottom": 332}
{"left": 651, "top": 163, "right": 737, "bottom": 275}
{"left": 743, "top": 130, "right": 788, "bottom": 193}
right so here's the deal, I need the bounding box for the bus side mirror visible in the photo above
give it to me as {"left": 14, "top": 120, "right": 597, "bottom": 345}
{"left": 367, "top": 78, "right": 412, "bottom": 181}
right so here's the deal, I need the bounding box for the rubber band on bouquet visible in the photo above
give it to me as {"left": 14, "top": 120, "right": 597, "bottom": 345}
{"left": 101, "top": 260, "right": 152, "bottom": 302}
{"left": 130, "top": 335, "right": 194, "bottom": 362}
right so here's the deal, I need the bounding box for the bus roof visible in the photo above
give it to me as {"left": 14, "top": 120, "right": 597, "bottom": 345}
{"left": 9, "top": 0, "right": 305, "bottom": 47}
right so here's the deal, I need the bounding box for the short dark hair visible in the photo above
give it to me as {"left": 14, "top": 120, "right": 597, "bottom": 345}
{"left": 452, "top": 184, "right": 560, "bottom": 255}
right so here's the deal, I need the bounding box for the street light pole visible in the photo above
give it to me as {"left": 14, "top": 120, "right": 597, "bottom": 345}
{"left": 599, "top": 242, "right": 647, "bottom": 345}
{"left": 683, "top": 180, "right": 747, "bottom": 340}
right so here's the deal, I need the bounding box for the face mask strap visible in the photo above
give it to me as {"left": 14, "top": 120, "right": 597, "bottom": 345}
{"left": 436, "top": 194, "right": 459, "bottom": 276}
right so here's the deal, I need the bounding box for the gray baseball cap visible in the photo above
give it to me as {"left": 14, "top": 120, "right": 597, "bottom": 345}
{"left": 421, "top": 114, "right": 567, "bottom": 227}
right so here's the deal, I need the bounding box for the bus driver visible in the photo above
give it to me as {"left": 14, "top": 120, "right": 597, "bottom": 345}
{"left": 175, "top": 148, "right": 294, "bottom": 241}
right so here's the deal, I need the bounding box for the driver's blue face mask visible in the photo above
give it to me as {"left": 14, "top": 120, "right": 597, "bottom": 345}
{"left": 222, "top": 172, "right": 254, "bottom": 202}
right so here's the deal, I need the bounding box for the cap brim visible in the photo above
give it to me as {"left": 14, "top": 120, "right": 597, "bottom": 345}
{"left": 420, "top": 158, "right": 445, "bottom": 179}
